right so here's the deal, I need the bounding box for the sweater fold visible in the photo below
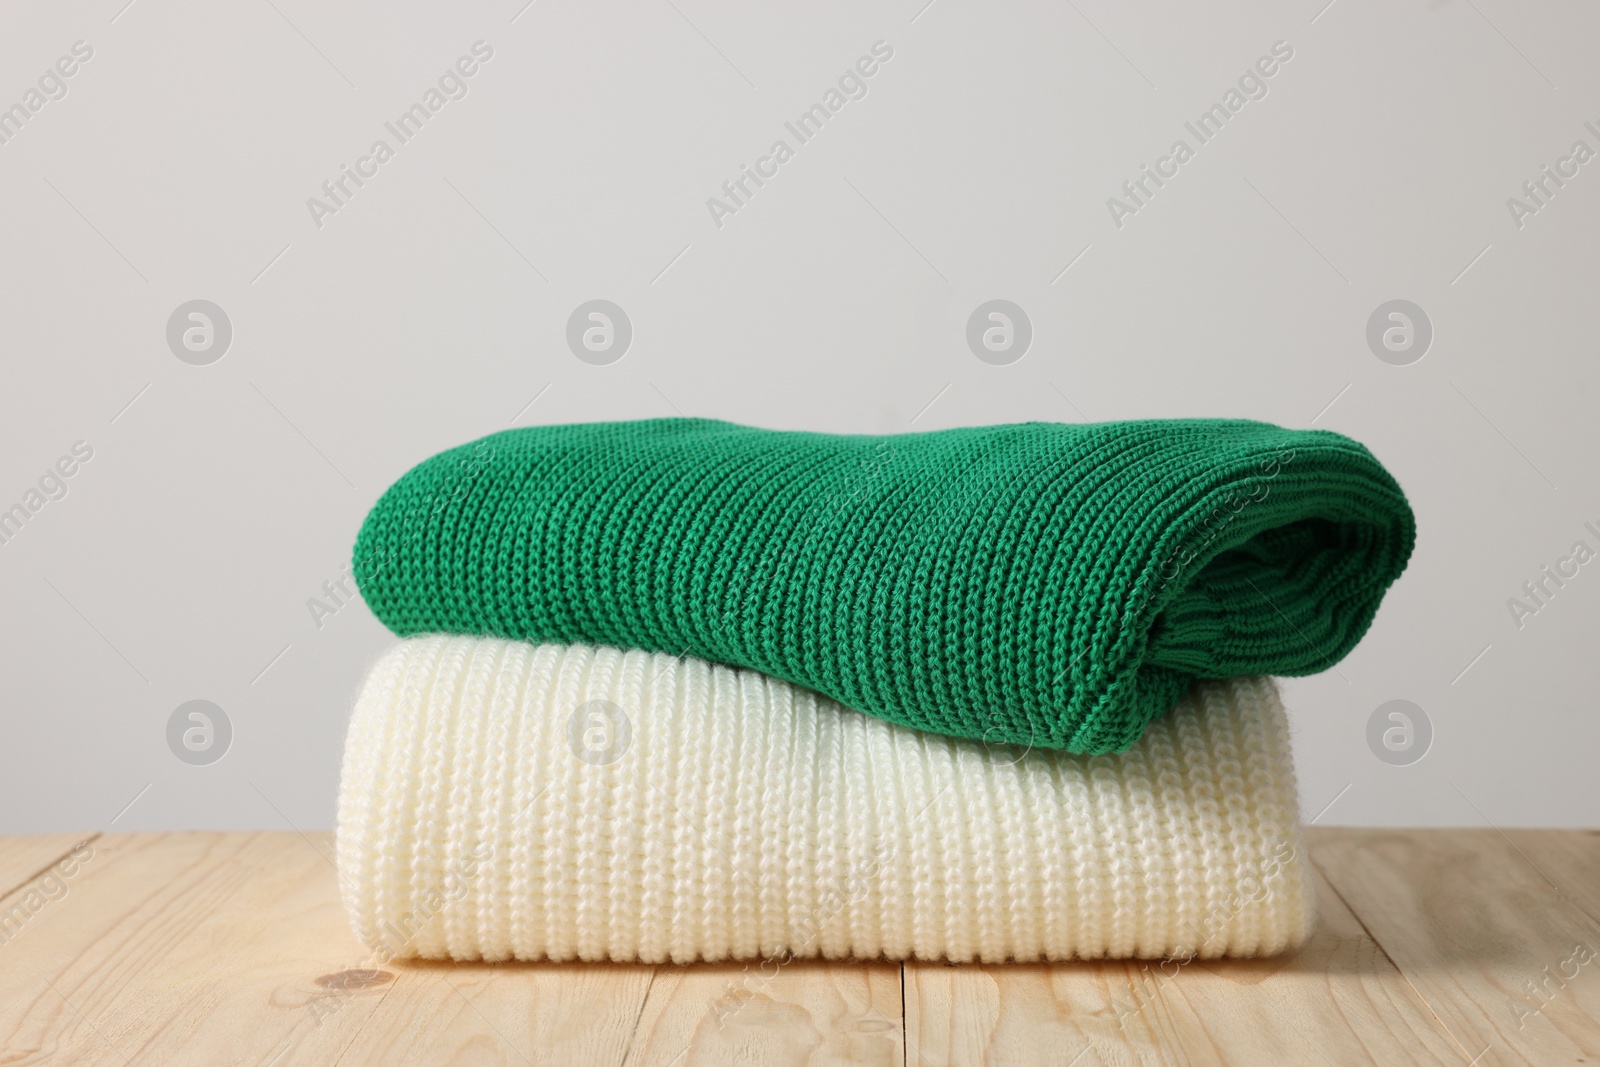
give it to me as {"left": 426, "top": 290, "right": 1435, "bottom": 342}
{"left": 335, "top": 637, "right": 1316, "bottom": 963}
{"left": 353, "top": 418, "right": 1414, "bottom": 753}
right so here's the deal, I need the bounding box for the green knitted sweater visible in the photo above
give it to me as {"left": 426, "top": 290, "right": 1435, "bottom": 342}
{"left": 353, "top": 418, "right": 1414, "bottom": 753}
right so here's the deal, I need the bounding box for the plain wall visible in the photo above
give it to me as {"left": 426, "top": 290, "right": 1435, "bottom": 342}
{"left": 1, "top": 0, "right": 1596, "bottom": 834}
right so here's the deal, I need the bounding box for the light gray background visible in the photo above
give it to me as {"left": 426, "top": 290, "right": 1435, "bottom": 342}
{"left": 2, "top": 0, "right": 1595, "bottom": 835}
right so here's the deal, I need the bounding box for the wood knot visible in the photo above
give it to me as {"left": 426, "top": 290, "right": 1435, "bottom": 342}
{"left": 315, "top": 969, "right": 393, "bottom": 991}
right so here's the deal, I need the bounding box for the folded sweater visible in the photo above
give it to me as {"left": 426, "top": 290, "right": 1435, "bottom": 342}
{"left": 336, "top": 635, "right": 1315, "bottom": 964}
{"left": 352, "top": 419, "right": 1414, "bottom": 753}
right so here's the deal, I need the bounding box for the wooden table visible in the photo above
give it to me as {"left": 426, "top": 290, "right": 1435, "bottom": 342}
{"left": 1, "top": 829, "right": 1596, "bottom": 1065}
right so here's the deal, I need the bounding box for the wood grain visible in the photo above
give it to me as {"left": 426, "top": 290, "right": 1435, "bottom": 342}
{"left": 0, "top": 833, "right": 97, "bottom": 898}
{"left": 0, "top": 829, "right": 1594, "bottom": 1066}
{"left": 1313, "top": 828, "right": 1600, "bottom": 1067}
{"left": 630, "top": 961, "right": 904, "bottom": 1067}
{"left": 0, "top": 832, "right": 386, "bottom": 1066}
{"left": 902, "top": 862, "right": 1463, "bottom": 1066}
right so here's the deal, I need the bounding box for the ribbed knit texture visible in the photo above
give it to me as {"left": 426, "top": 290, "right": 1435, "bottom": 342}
{"left": 353, "top": 419, "right": 1414, "bottom": 753}
{"left": 335, "top": 635, "right": 1315, "bottom": 964}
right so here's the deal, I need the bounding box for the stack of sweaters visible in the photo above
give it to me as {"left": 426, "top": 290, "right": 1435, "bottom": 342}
{"left": 336, "top": 418, "right": 1415, "bottom": 965}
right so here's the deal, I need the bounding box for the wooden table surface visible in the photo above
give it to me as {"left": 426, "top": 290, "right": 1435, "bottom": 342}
{"left": 1, "top": 828, "right": 1596, "bottom": 1066}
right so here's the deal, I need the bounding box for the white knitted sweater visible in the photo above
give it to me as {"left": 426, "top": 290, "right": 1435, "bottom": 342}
{"left": 336, "top": 636, "right": 1314, "bottom": 964}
